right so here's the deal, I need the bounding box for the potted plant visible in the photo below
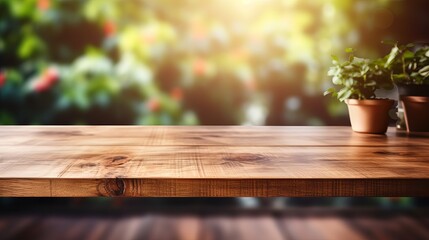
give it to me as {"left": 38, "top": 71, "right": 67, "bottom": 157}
{"left": 324, "top": 48, "right": 394, "bottom": 134}
{"left": 385, "top": 43, "right": 429, "bottom": 132}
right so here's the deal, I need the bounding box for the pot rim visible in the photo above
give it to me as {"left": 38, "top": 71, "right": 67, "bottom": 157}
{"left": 401, "top": 96, "right": 429, "bottom": 103}
{"left": 345, "top": 98, "right": 394, "bottom": 106}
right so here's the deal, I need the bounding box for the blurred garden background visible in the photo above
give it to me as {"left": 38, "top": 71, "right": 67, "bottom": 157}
{"left": 1, "top": 2, "right": 429, "bottom": 238}
{"left": 1, "top": 0, "right": 428, "bottom": 125}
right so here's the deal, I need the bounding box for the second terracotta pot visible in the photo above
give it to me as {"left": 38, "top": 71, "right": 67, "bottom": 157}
{"left": 401, "top": 96, "right": 429, "bottom": 132}
{"left": 345, "top": 99, "right": 394, "bottom": 134}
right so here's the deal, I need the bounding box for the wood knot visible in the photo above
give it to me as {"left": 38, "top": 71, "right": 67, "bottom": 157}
{"left": 111, "top": 156, "right": 128, "bottom": 162}
{"left": 374, "top": 151, "right": 414, "bottom": 157}
{"left": 105, "top": 155, "right": 129, "bottom": 166}
{"left": 222, "top": 154, "right": 269, "bottom": 164}
{"left": 79, "top": 163, "right": 96, "bottom": 168}
{"left": 103, "top": 178, "right": 125, "bottom": 196}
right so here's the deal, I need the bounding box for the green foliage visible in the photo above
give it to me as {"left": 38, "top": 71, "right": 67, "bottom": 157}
{"left": 325, "top": 49, "right": 393, "bottom": 101}
{"left": 0, "top": 0, "right": 197, "bottom": 125}
{"left": 386, "top": 43, "right": 429, "bottom": 85}
{"left": 0, "top": 0, "right": 399, "bottom": 124}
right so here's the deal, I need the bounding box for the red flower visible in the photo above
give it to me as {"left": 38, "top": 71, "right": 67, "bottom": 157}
{"left": 193, "top": 58, "right": 208, "bottom": 76}
{"left": 147, "top": 98, "right": 161, "bottom": 112}
{"left": 33, "top": 80, "right": 50, "bottom": 93}
{"left": 33, "top": 67, "right": 59, "bottom": 93}
{"left": 0, "top": 72, "right": 6, "bottom": 87}
{"left": 103, "top": 21, "right": 117, "bottom": 37}
{"left": 42, "top": 67, "right": 59, "bottom": 85}
{"left": 170, "top": 87, "right": 183, "bottom": 101}
{"left": 37, "top": 0, "right": 50, "bottom": 11}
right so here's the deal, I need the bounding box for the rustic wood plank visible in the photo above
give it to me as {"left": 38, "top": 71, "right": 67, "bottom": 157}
{"left": 1, "top": 145, "right": 429, "bottom": 179}
{"left": 1, "top": 178, "right": 428, "bottom": 197}
{"left": 0, "top": 179, "right": 51, "bottom": 197}
{"left": 0, "top": 126, "right": 429, "bottom": 197}
{"left": 0, "top": 126, "right": 428, "bottom": 147}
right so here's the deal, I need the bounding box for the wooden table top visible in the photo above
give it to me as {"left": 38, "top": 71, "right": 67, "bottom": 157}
{"left": 0, "top": 126, "right": 428, "bottom": 197}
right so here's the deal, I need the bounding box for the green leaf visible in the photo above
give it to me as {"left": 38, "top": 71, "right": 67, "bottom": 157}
{"left": 391, "top": 73, "right": 409, "bottom": 83}
{"left": 331, "top": 55, "right": 339, "bottom": 64}
{"left": 361, "top": 65, "right": 370, "bottom": 75}
{"left": 339, "top": 89, "right": 352, "bottom": 102}
{"left": 385, "top": 46, "right": 399, "bottom": 68}
{"left": 332, "top": 76, "right": 341, "bottom": 84}
{"left": 323, "top": 87, "right": 336, "bottom": 96}
{"left": 327, "top": 67, "right": 337, "bottom": 76}
{"left": 418, "top": 65, "right": 429, "bottom": 73}
{"left": 345, "top": 48, "right": 354, "bottom": 53}
{"left": 337, "top": 87, "right": 352, "bottom": 102}
{"left": 18, "top": 35, "right": 42, "bottom": 58}
{"left": 345, "top": 78, "right": 355, "bottom": 87}
{"left": 402, "top": 50, "right": 415, "bottom": 60}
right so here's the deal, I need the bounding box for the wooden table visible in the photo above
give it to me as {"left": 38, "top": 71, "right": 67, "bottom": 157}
{"left": 0, "top": 126, "right": 428, "bottom": 197}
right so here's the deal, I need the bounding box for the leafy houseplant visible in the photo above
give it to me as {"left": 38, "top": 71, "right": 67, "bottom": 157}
{"left": 324, "top": 48, "right": 394, "bottom": 134}
{"left": 386, "top": 44, "right": 429, "bottom": 86}
{"left": 386, "top": 43, "right": 429, "bottom": 131}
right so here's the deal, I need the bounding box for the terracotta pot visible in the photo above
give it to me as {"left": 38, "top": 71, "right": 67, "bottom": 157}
{"left": 401, "top": 96, "right": 429, "bottom": 132}
{"left": 395, "top": 84, "right": 429, "bottom": 130}
{"left": 345, "top": 99, "right": 394, "bottom": 134}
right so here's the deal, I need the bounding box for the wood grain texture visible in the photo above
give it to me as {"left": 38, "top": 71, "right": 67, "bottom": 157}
{"left": 0, "top": 126, "right": 428, "bottom": 197}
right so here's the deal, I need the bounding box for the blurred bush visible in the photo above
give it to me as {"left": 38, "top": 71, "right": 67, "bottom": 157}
{"left": 0, "top": 0, "right": 427, "bottom": 125}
